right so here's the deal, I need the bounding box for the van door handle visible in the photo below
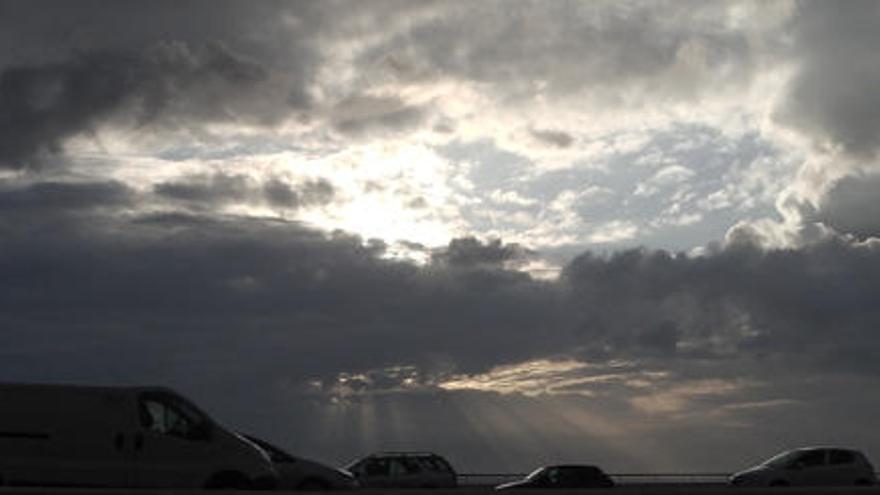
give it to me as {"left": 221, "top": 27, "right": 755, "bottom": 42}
{"left": 114, "top": 433, "right": 124, "bottom": 451}
{"left": 134, "top": 432, "right": 144, "bottom": 451}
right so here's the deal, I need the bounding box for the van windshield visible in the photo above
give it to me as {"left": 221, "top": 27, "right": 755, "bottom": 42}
{"left": 139, "top": 392, "right": 210, "bottom": 440}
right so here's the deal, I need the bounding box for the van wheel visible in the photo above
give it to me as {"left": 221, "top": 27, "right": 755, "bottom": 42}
{"left": 298, "top": 478, "right": 330, "bottom": 490}
{"left": 205, "top": 471, "right": 252, "bottom": 489}
{"left": 769, "top": 480, "right": 789, "bottom": 487}
{"left": 855, "top": 479, "right": 873, "bottom": 486}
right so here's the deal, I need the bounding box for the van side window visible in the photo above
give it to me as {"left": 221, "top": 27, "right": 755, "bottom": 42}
{"left": 139, "top": 393, "right": 209, "bottom": 441}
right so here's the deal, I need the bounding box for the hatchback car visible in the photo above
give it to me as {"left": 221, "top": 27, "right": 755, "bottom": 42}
{"left": 729, "top": 447, "right": 876, "bottom": 487}
{"left": 245, "top": 435, "right": 358, "bottom": 490}
{"left": 345, "top": 452, "right": 457, "bottom": 488}
{"left": 496, "top": 465, "right": 615, "bottom": 490}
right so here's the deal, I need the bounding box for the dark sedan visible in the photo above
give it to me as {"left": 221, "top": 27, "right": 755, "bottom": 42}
{"left": 496, "top": 465, "right": 615, "bottom": 490}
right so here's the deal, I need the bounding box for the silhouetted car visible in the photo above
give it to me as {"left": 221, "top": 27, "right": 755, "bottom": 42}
{"left": 245, "top": 435, "right": 357, "bottom": 490}
{"left": 345, "top": 452, "right": 457, "bottom": 488}
{"left": 495, "top": 465, "right": 615, "bottom": 490}
{"left": 729, "top": 447, "right": 876, "bottom": 487}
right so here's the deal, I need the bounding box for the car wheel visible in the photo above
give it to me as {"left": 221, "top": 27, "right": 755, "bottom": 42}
{"left": 205, "top": 471, "right": 252, "bottom": 489}
{"left": 298, "top": 478, "right": 331, "bottom": 490}
{"left": 769, "top": 480, "right": 789, "bottom": 487}
{"left": 855, "top": 479, "right": 873, "bottom": 486}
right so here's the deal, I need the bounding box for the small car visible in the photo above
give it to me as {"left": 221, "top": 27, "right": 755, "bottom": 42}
{"left": 729, "top": 447, "right": 876, "bottom": 487}
{"left": 244, "top": 435, "right": 358, "bottom": 490}
{"left": 495, "top": 465, "right": 615, "bottom": 490}
{"left": 345, "top": 452, "right": 457, "bottom": 488}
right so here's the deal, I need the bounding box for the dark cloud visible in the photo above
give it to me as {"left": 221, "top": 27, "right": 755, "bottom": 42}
{"left": 432, "top": 236, "right": 533, "bottom": 269}
{"left": 354, "top": 1, "right": 755, "bottom": 102}
{"left": 777, "top": 1, "right": 880, "bottom": 156}
{"left": 155, "top": 172, "right": 252, "bottom": 205}
{"left": 530, "top": 128, "right": 574, "bottom": 148}
{"left": 298, "top": 178, "right": 336, "bottom": 206}
{"left": 813, "top": 172, "right": 880, "bottom": 239}
{"left": 563, "top": 241, "right": 880, "bottom": 369}
{"left": 3, "top": 185, "right": 880, "bottom": 467}
{"left": 0, "top": 0, "right": 331, "bottom": 169}
{"left": 0, "top": 42, "right": 276, "bottom": 169}
{"left": 0, "top": 180, "right": 134, "bottom": 213}
{"left": 263, "top": 178, "right": 299, "bottom": 208}
{"left": 153, "top": 173, "right": 335, "bottom": 210}
{"left": 332, "top": 95, "right": 427, "bottom": 136}
{"left": 0, "top": 201, "right": 858, "bottom": 389}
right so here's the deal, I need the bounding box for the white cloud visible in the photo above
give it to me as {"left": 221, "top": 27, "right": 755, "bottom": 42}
{"left": 634, "top": 165, "right": 696, "bottom": 197}
{"left": 588, "top": 220, "right": 639, "bottom": 244}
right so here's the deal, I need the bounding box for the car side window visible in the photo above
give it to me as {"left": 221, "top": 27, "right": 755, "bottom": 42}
{"left": 419, "top": 457, "right": 442, "bottom": 472}
{"left": 830, "top": 450, "right": 855, "bottom": 465}
{"left": 558, "top": 469, "right": 579, "bottom": 486}
{"left": 577, "top": 467, "right": 601, "bottom": 481}
{"left": 429, "top": 456, "right": 454, "bottom": 473}
{"left": 388, "top": 459, "right": 408, "bottom": 476}
{"left": 797, "top": 450, "right": 826, "bottom": 468}
{"left": 399, "top": 458, "right": 422, "bottom": 474}
{"left": 365, "top": 458, "right": 390, "bottom": 476}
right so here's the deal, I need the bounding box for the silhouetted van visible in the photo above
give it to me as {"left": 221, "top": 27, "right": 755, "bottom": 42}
{"left": 0, "top": 383, "right": 276, "bottom": 489}
{"left": 729, "top": 447, "right": 876, "bottom": 487}
{"left": 495, "top": 465, "right": 615, "bottom": 490}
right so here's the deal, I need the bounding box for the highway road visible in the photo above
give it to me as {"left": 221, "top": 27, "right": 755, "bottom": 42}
{"left": 2, "top": 487, "right": 880, "bottom": 495}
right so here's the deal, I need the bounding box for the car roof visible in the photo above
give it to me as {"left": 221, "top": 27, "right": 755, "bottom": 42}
{"left": 794, "top": 446, "right": 862, "bottom": 453}
{"left": 371, "top": 452, "right": 446, "bottom": 458}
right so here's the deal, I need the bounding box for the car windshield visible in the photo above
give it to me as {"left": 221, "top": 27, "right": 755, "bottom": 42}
{"left": 526, "top": 467, "right": 547, "bottom": 481}
{"left": 244, "top": 435, "right": 296, "bottom": 463}
{"left": 762, "top": 450, "right": 802, "bottom": 468}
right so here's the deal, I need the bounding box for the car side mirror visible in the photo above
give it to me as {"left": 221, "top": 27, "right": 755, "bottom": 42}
{"left": 788, "top": 461, "right": 804, "bottom": 471}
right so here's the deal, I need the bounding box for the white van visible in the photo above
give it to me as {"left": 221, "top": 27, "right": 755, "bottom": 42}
{"left": 0, "top": 383, "right": 276, "bottom": 489}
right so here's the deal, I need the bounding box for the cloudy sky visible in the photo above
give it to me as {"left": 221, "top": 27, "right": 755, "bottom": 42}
{"left": 3, "top": 0, "right": 880, "bottom": 473}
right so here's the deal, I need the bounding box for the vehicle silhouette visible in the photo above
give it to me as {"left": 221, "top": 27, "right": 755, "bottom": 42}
{"left": 495, "top": 465, "right": 615, "bottom": 490}
{"left": 244, "top": 435, "right": 357, "bottom": 490}
{"left": 729, "top": 447, "right": 876, "bottom": 487}
{"left": 345, "top": 452, "right": 457, "bottom": 488}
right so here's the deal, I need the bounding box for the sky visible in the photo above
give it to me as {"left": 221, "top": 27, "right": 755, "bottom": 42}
{"left": 2, "top": 0, "right": 880, "bottom": 474}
